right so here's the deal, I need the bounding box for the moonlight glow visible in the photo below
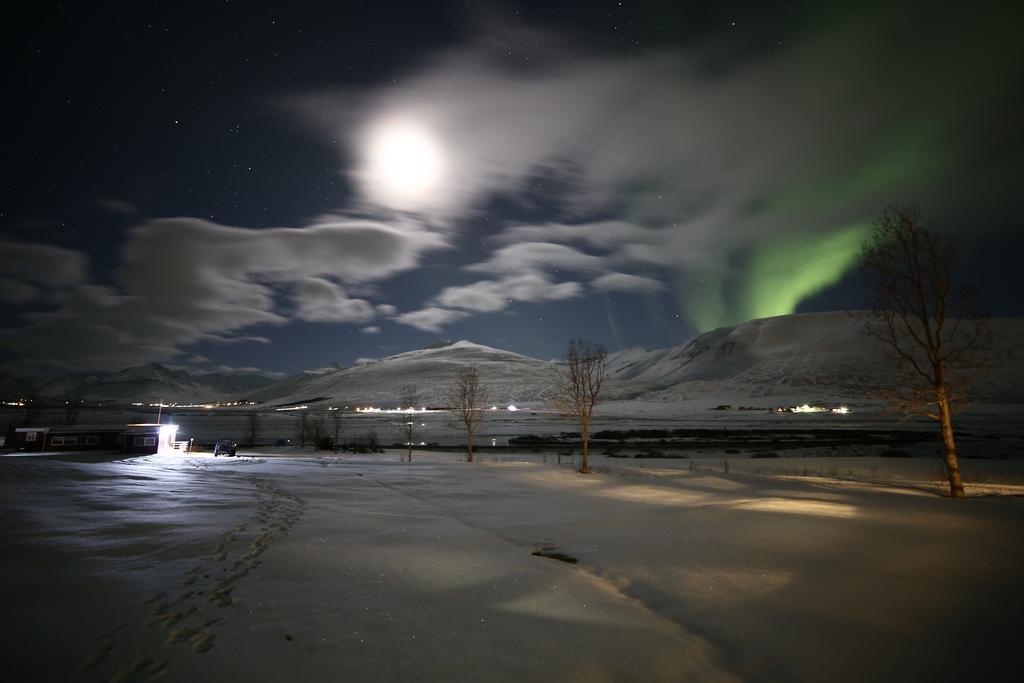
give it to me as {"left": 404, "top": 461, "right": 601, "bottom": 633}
{"left": 360, "top": 119, "right": 445, "bottom": 210}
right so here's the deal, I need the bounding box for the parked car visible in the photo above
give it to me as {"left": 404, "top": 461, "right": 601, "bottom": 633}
{"left": 213, "top": 440, "right": 237, "bottom": 456}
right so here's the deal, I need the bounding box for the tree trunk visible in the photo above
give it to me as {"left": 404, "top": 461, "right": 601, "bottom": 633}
{"left": 466, "top": 428, "right": 474, "bottom": 463}
{"left": 937, "top": 386, "right": 965, "bottom": 497}
{"left": 579, "top": 415, "right": 590, "bottom": 473}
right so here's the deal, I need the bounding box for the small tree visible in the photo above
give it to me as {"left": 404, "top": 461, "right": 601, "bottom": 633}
{"left": 554, "top": 339, "right": 608, "bottom": 474}
{"left": 329, "top": 410, "right": 344, "bottom": 452}
{"left": 63, "top": 396, "right": 82, "bottom": 426}
{"left": 396, "top": 385, "right": 421, "bottom": 461}
{"left": 355, "top": 428, "right": 380, "bottom": 453}
{"left": 308, "top": 416, "right": 328, "bottom": 451}
{"left": 294, "top": 412, "right": 310, "bottom": 447}
{"left": 398, "top": 384, "right": 419, "bottom": 411}
{"left": 445, "top": 365, "right": 488, "bottom": 462}
{"left": 858, "top": 204, "right": 994, "bottom": 498}
{"left": 245, "top": 411, "right": 263, "bottom": 446}
{"left": 18, "top": 380, "right": 41, "bottom": 427}
{"left": 398, "top": 419, "right": 419, "bottom": 461}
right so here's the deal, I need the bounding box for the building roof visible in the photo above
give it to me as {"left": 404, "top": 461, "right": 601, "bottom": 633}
{"left": 15, "top": 423, "right": 177, "bottom": 434}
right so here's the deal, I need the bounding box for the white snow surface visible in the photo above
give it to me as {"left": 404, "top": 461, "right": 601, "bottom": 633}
{"left": 2, "top": 451, "right": 1022, "bottom": 681}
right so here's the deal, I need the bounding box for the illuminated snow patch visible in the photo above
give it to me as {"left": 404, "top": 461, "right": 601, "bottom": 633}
{"left": 731, "top": 497, "right": 859, "bottom": 519}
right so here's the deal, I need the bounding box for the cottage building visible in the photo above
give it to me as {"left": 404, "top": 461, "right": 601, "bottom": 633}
{"left": 12, "top": 423, "right": 179, "bottom": 455}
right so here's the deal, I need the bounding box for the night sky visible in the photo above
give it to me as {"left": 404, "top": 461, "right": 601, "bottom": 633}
{"left": 2, "top": 1, "right": 1022, "bottom": 376}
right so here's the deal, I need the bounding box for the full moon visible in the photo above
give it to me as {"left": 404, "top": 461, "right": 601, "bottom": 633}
{"left": 361, "top": 119, "right": 445, "bottom": 210}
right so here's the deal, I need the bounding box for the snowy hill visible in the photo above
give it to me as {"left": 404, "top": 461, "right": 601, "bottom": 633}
{"left": 5, "top": 313, "right": 1020, "bottom": 409}
{"left": 1, "top": 363, "right": 279, "bottom": 404}
{"left": 607, "top": 311, "right": 1024, "bottom": 407}
{"left": 241, "top": 341, "right": 565, "bottom": 407}
{"left": 242, "top": 313, "right": 1023, "bottom": 411}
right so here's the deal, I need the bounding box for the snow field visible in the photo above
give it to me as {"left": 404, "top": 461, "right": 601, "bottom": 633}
{"left": 3, "top": 451, "right": 1023, "bottom": 681}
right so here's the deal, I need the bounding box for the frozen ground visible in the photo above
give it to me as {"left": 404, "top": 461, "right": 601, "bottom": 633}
{"left": 2, "top": 449, "right": 1023, "bottom": 682}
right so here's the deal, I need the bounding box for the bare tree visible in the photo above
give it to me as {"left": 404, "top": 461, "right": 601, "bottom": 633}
{"left": 329, "top": 409, "right": 344, "bottom": 452}
{"left": 63, "top": 395, "right": 82, "bottom": 425}
{"left": 395, "top": 414, "right": 424, "bottom": 462}
{"left": 445, "top": 365, "right": 488, "bottom": 462}
{"left": 294, "top": 412, "right": 310, "bottom": 447}
{"left": 396, "top": 384, "right": 422, "bottom": 462}
{"left": 554, "top": 339, "right": 609, "bottom": 474}
{"left": 245, "top": 411, "right": 263, "bottom": 446}
{"left": 398, "top": 384, "right": 419, "bottom": 411}
{"left": 858, "top": 204, "right": 994, "bottom": 498}
{"left": 15, "top": 378, "right": 42, "bottom": 427}
{"left": 308, "top": 416, "right": 328, "bottom": 450}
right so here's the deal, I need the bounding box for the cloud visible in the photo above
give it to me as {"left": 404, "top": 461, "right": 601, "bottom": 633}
{"left": 361, "top": 325, "right": 381, "bottom": 334}
{"left": 466, "top": 242, "right": 604, "bottom": 276}
{"left": 1, "top": 216, "right": 447, "bottom": 369}
{"left": 0, "top": 240, "right": 88, "bottom": 291}
{"left": 304, "top": 4, "right": 1020, "bottom": 329}
{"left": 591, "top": 272, "right": 664, "bottom": 293}
{"left": 435, "top": 272, "right": 582, "bottom": 313}
{"left": 498, "top": 220, "right": 661, "bottom": 251}
{"left": 204, "top": 364, "right": 285, "bottom": 378}
{"left": 292, "top": 278, "right": 375, "bottom": 324}
{"left": 375, "top": 303, "right": 398, "bottom": 316}
{"left": 0, "top": 278, "right": 40, "bottom": 305}
{"left": 495, "top": 221, "right": 677, "bottom": 267}
{"left": 96, "top": 198, "right": 141, "bottom": 214}
{"left": 393, "top": 307, "right": 469, "bottom": 333}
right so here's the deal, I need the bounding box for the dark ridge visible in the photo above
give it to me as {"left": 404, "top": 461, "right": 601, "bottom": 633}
{"left": 531, "top": 546, "right": 578, "bottom": 564}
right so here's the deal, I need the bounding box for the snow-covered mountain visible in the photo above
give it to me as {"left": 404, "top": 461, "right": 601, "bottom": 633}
{"left": 607, "top": 311, "right": 1024, "bottom": 406}
{"left": 241, "top": 341, "right": 564, "bottom": 407}
{"left": 2, "top": 364, "right": 279, "bottom": 404}
{"left": 5, "top": 312, "right": 1020, "bottom": 409}
{"left": 243, "top": 312, "right": 1024, "bottom": 409}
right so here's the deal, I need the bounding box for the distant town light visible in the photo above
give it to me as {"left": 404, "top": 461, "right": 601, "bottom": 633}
{"left": 780, "top": 403, "right": 852, "bottom": 414}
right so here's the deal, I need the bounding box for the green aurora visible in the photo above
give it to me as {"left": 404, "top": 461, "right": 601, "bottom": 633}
{"left": 685, "top": 223, "right": 870, "bottom": 332}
